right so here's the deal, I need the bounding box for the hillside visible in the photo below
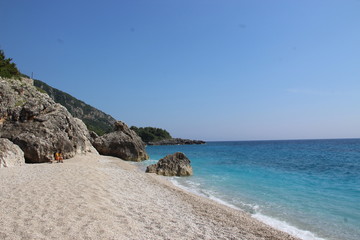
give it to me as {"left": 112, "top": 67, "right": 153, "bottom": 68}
{"left": 33, "top": 80, "right": 116, "bottom": 135}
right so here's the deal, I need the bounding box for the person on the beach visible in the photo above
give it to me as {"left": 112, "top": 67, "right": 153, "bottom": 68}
{"left": 58, "top": 151, "right": 63, "bottom": 163}
{"left": 54, "top": 152, "right": 60, "bottom": 162}
{"left": 54, "top": 151, "right": 63, "bottom": 163}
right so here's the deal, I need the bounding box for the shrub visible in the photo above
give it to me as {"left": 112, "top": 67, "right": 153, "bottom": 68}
{"left": 130, "top": 126, "right": 172, "bottom": 143}
{"left": 0, "top": 50, "right": 21, "bottom": 79}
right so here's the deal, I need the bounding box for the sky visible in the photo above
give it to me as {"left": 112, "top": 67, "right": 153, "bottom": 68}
{"left": 1, "top": 0, "right": 360, "bottom": 141}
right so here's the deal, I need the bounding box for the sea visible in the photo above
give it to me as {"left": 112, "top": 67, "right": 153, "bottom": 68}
{"left": 134, "top": 139, "right": 360, "bottom": 240}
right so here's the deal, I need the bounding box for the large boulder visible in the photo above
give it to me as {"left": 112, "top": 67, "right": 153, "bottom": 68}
{"left": 146, "top": 152, "right": 193, "bottom": 176}
{"left": 93, "top": 121, "right": 149, "bottom": 161}
{"left": 0, "top": 77, "right": 97, "bottom": 163}
{"left": 0, "top": 138, "right": 25, "bottom": 168}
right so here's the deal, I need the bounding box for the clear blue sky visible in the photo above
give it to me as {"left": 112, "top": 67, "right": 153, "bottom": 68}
{"left": 1, "top": 0, "right": 360, "bottom": 141}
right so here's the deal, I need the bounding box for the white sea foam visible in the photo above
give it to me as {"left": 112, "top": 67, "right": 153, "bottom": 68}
{"left": 170, "top": 178, "right": 326, "bottom": 240}
{"left": 170, "top": 178, "right": 203, "bottom": 195}
{"left": 252, "top": 213, "right": 326, "bottom": 240}
{"left": 207, "top": 193, "right": 243, "bottom": 210}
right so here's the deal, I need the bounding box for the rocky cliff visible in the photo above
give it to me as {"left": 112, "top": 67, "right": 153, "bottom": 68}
{"left": 34, "top": 79, "right": 116, "bottom": 135}
{"left": 0, "top": 77, "right": 97, "bottom": 163}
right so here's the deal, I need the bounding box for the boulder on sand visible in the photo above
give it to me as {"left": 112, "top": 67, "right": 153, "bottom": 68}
{"left": 0, "top": 77, "right": 97, "bottom": 163}
{"left": 93, "top": 121, "right": 149, "bottom": 161}
{"left": 146, "top": 152, "right": 193, "bottom": 176}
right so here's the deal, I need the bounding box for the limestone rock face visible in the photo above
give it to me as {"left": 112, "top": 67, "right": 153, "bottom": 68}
{"left": 72, "top": 118, "right": 98, "bottom": 155}
{"left": 146, "top": 152, "right": 193, "bottom": 176}
{"left": 0, "top": 138, "right": 25, "bottom": 168}
{"left": 0, "top": 77, "right": 97, "bottom": 163}
{"left": 89, "top": 131, "right": 99, "bottom": 144}
{"left": 93, "top": 121, "right": 149, "bottom": 161}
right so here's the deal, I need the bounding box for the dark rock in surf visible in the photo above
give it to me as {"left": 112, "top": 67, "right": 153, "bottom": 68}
{"left": 146, "top": 152, "right": 193, "bottom": 176}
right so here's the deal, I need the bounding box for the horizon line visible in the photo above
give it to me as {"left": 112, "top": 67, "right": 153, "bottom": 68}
{"left": 202, "top": 137, "right": 360, "bottom": 142}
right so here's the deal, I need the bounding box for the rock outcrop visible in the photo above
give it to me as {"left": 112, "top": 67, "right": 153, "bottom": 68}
{"left": 146, "top": 152, "right": 193, "bottom": 176}
{"left": 34, "top": 79, "right": 117, "bottom": 135}
{"left": 0, "top": 138, "right": 25, "bottom": 168}
{"left": 0, "top": 77, "right": 97, "bottom": 163}
{"left": 147, "top": 138, "right": 206, "bottom": 145}
{"left": 89, "top": 131, "right": 99, "bottom": 144}
{"left": 93, "top": 121, "right": 149, "bottom": 161}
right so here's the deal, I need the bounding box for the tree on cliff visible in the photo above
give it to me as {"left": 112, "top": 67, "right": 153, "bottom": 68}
{"left": 0, "top": 50, "right": 21, "bottom": 79}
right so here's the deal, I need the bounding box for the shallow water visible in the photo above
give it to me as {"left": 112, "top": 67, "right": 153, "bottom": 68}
{"left": 137, "top": 139, "right": 360, "bottom": 240}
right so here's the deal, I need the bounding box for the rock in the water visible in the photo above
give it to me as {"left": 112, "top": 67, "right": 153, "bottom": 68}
{"left": 0, "top": 77, "right": 97, "bottom": 163}
{"left": 93, "top": 121, "right": 149, "bottom": 161}
{"left": 146, "top": 152, "right": 193, "bottom": 176}
{"left": 0, "top": 138, "right": 25, "bottom": 168}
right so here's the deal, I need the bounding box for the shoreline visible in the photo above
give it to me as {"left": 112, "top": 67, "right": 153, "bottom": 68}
{"left": 168, "top": 177, "right": 325, "bottom": 240}
{"left": 0, "top": 153, "right": 299, "bottom": 240}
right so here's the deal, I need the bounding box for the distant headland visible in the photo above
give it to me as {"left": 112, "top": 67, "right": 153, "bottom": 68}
{"left": 130, "top": 126, "right": 206, "bottom": 145}
{"left": 147, "top": 138, "right": 206, "bottom": 146}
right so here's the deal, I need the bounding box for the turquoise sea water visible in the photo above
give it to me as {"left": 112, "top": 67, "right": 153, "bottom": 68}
{"left": 136, "top": 139, "right": 360, "bottom": 240}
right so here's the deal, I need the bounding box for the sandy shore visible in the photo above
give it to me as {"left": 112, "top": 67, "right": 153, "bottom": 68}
{"left": 0, "top": 154, "right": 299, "bottom": 240}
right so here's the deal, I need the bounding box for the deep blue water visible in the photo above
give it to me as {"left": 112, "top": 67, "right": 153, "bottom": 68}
{"left": 137, "top": 139, "right": 360, "bottom": 240}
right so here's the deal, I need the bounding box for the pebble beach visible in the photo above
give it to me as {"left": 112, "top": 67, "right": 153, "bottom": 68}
{"left": 0, "top": 153, "right": 298, "bottom": 240}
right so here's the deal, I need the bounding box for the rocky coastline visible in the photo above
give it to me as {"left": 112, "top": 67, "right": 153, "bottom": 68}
{"left": 147, "top": 138, "right": 206, "bottom": 145}
{"left": 0, "top": 77, "right": 299, "bottom": 240}
{"left": 0, "top": 76, "right": 204, "bottom": 165}
{"left": 0, "top": 77, "right": 148, "bottom": 164}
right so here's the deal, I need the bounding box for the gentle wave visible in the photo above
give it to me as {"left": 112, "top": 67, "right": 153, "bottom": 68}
{"left": 145, "top": 140, "right": 360, "bottom": 240}
{"left": 170, "top": 177, "right": 325, "bottom": 240}
{"left": 252, "top": 213, "right": 325, "bottom": 240}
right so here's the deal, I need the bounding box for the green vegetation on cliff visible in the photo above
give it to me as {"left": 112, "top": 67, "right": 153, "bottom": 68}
{"left": 34, "top": 80, "right": 116, "bottom": 135}
{"left": 0, "top": 50, "right": 21, "bottom": 79}
{"left": 130, "top": 126, "right": 172, "bottom": 143}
